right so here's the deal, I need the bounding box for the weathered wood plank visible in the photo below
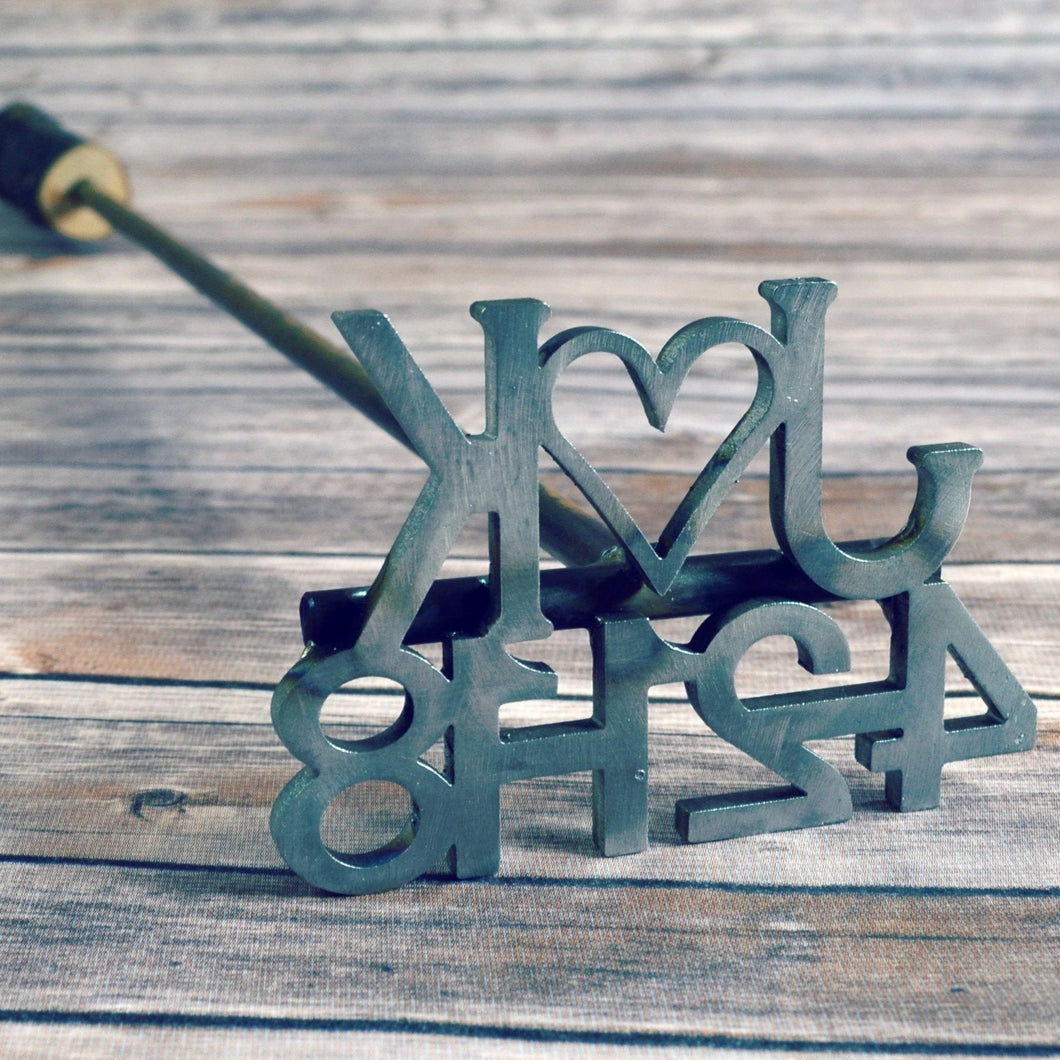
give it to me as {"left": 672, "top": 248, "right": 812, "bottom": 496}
{"left": 14, "top": 1026, "right": 1029, "bottom": 1060}
{"left": 6, "top": 1022, "right": 1039, "bottom": 1060}
{"left": 0, "top": 377, "right": 1052, "bottom": 473}
{"left": 0, "top": 681, "right": 1055, "bottom": 885}
{"left": 0, "top": 466, "right": 1054, "bottom": 563}
{"left": 9, "top": 42, "right": 1060, "bottom": 119}
{"left": 0, "top": 858, "right": 1055, "bottom": 1048}
{"left": 5, "top": 178, "right": 1060, "bottom": 287}
{"left": 6, "top": 670, "right": 1056, "bottom": 728}
{"left": 2, "top": 34, "right": 1059, "bottom": 190}
{"left": 0, "top": 279, "right": 1055, "bottom": 406}
{"left": 0, "top": 336, "right": 1053, "bottom": 474}
{"left": 7, "top": 0, "right": 1060, "bottom": 49}
{"left": 0, "top": 556, "right": 1054, "bottom": 694}
{"left": 58, "top": 109, "right": 1060, "bottom": 180}
{"left": 0, "top": 1026, "right": 970, "bottom": 1060}
{"left": 74, "top": 175, "right": 1060, "bottom": 262}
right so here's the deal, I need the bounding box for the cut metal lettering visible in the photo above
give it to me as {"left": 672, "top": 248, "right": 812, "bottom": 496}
{"left": 269, "top": 279, "right": 1036, "bottom": 895}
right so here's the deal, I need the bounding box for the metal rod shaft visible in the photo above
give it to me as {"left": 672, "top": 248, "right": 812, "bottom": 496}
{"left": 68, "top": 179, "right": 615, "bottom": 567}
{"left": 71, "top": 180, "right": 409, "bottom": 446}
{"left": 299, "top": 544, "right": 861, "bottom": 651}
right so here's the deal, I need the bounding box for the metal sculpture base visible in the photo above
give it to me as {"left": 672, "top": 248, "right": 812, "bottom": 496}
{"left": 269, "top": 278, "right": 1036, "bottom": 895}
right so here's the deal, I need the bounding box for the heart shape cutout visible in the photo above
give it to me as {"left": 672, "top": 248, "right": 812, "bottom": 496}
{"left": 539, "top": 315, "right": 789, "bottom": 595}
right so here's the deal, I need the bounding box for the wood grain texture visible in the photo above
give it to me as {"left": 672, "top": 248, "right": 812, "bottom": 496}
{"left": 0, "top": 859, "right": 1056, "bottom": 1047}
{"left": 0, "top": 554, "right": 1054, "bottom": 694}
{"left": 0, "top": 679, "right": 1056, "bottom": 881}
{"left": 8, "top": 0, "right": 1060, "bottom": 48}
{"left": 0, "top": 466, "right": 1055, "bottom": 560}
{"left": 6, "top": 1030, "right": 1018, "bottom": 1060}
{"left": 0, "top": 0, "right": 1057, "bottom": 1054}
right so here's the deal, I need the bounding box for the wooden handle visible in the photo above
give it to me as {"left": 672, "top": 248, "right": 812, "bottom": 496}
{"left": 0, "top": 101, "right": 130, "bottom": 239}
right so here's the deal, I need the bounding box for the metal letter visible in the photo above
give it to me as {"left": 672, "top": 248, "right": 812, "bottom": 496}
{"left": 268, "top": 280, "right": 1036, "bottom": 894}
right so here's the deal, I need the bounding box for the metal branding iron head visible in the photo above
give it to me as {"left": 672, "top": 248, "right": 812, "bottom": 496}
{"left": 1, "top": 103, "right": 1035, "bottom": 896}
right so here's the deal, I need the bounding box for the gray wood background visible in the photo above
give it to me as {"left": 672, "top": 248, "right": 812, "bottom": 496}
{"left": 0, "top": 1, "right": 1057, "bottom": 1056}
